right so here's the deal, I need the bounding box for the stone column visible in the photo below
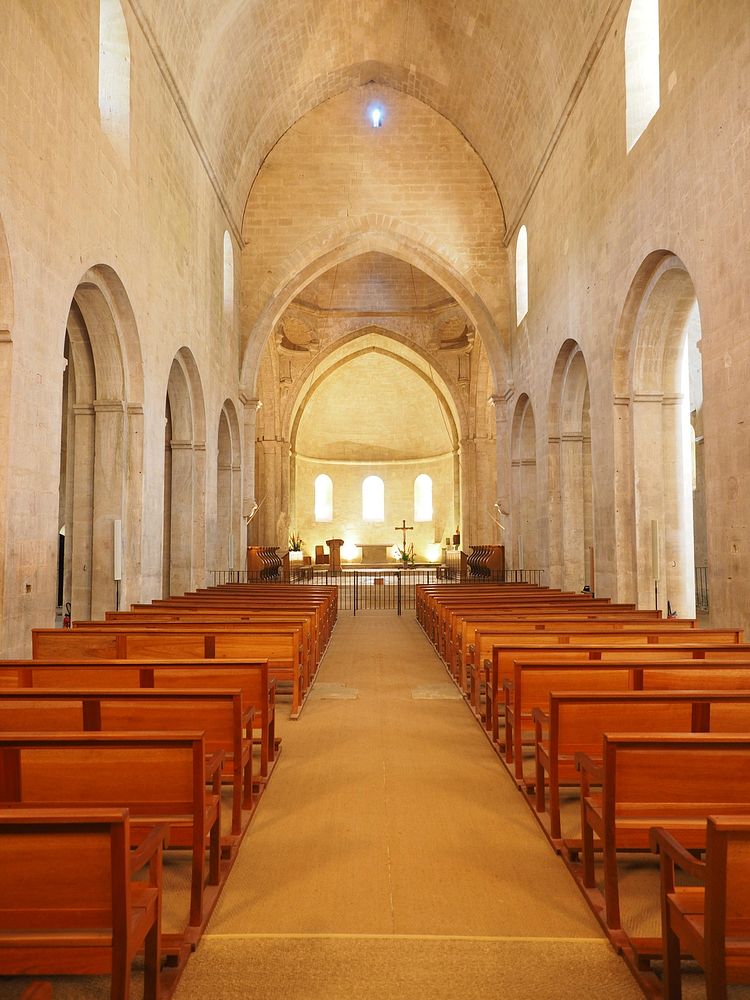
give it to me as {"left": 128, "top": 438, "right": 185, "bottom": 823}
{"left": 124, "top": 404, "right": 144, "bottom": 607}
{"left": 240, "top": 394, "right": 261, "bottom": 523}
{"left": 490, "top": 389, "right": 514, "bottom": 548}
{"left": 169, "top": 440, "right": 194, "bottom": 596}
{"left": 90, "top": 399, "right": 125, "bottom": 619}
{"left": 70, "top": 403, "right": 95, "bottom": 620}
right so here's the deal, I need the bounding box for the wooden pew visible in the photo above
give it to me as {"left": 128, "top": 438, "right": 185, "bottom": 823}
{"left": 576, "top": 734, "right": 750, "bottom": 936}
{"left": 505, "top": 653, "right": 750, "bottom": 778}
{"left": 486, "top": 640, "right": 750, "bottom": 745}
{"left": 0, "top": 658, "right": 277, "bottom": 783}
{"left": 463, "top": 620, "right": 722, "bottom": 702}
{"left": 0, "top": 688, "right": 254, "bottom": 842}
{"left": 651, "top": 817, "right": 750, "bottom": 999}
{"left": 0, "top": 732, "right": 222, "bottom": 946}
{"left": 0, "top": 807, "right": 163, "bottom": 999}
{"left": 31, "top": 625, "right": 307, "bottom": 718}
{"left": 531, "top": 684, "right": 750, "bottom": 841}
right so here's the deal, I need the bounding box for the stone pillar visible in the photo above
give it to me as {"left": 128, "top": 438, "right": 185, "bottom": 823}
{"left": 192, "top": 442, "right": 207, "bottom": 589}
{"left": 240, "top": 395, "right": 261, "bottom": 534}
{"left": 560, "top": 431, "right": 585, "bottom": 592}
{"left": 70, "top": 403, "right": 95, "bottom": 620}
{"left": 490, "top": 390, "right": 514, "bottom": 551}
{"left": 124, "top": 404, "right": 144, "bottom": 608}
{"left": 169, "top": 441, "right": 194, "bottom": 596}
{"left": 90, "top": 399, "right": 125, "bottom": 619}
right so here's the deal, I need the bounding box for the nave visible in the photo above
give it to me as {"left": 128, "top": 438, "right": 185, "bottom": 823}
{"left": 172, "top": 612, "right": 639, "bottom": 1000}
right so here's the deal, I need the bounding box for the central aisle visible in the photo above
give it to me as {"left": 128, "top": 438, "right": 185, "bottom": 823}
{"left": 176, "top": 612, "right": 640, "bottom": 999}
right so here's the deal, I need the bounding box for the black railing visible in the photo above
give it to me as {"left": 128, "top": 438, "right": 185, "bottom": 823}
{"left": 209, "top": 564, "right": 546, "bottom": 614}
{"left": 695, "top": 565, "right": 709, "bottom": 613}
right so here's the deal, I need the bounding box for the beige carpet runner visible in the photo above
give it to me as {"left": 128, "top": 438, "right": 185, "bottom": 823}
{"left": 175, "top": 611, "right": 639, "bottom": 1000}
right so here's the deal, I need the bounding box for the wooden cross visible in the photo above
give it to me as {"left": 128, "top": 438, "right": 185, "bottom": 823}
{"left": 395, "top": 519, "right": 414, "bottom": 549}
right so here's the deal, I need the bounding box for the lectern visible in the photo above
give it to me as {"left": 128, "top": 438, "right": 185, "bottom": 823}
{"left": 326, "top": 538, "right": 345, "bottom": 572}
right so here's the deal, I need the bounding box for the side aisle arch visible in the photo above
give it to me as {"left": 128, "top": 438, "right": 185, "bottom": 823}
{"left": 613, "top": 251, "right": 704, "bottom": 615}
{"left": 57, "top": 265, "right": 143, "bottom": 620}
{"left": 162, "top": 348, "right": 207, "bottom": 596}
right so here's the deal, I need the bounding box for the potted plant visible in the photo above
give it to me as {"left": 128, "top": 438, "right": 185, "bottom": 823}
{"left": 288, "top": 532, "right": 304, "bottom": 561}
{"left": 396, "top": 543, "right": 415, "bottom": 567}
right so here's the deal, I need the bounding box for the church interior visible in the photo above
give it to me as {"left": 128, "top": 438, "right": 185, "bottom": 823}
{"left": 1, "top": 0, "right": 749, "bottom": 997}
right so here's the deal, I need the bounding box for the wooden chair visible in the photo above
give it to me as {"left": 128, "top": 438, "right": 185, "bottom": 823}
{"left": 0, "top": 807, "right": 163, "bottom": 1000}
{"left": 651, "top": 817, "right": 750, "bottom": 999}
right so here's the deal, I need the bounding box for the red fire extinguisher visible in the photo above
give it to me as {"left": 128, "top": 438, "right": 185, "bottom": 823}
{"left": 62, "top": 602, "right": 71, "bottom": 629}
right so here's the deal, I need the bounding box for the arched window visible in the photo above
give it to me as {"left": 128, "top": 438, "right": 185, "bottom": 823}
{"left": 625, "top": 0, "right": 660, "bottom": 151}
{"left": 515, "top": 226, "right": 528, "bottom": 325}
{"left": 414, "top": 474, "right": 433, "bottom": 522}
{"left": 362, "top": 476, "right": 384, "bottom": 522}
{"left": 223, "top": 231, "right": 234, "bottom": 317}
{"left": 99, "top": 0, "right": 130, "bottom": 160}
{"left": 314, "top": 474, "right": 333, "bottom": 522}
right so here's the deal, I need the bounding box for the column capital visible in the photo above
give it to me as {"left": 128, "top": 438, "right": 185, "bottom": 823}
{"left": 239, "top": 393, "right": 262, "bottom": 412}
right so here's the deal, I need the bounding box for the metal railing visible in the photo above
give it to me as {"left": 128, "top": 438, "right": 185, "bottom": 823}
{"left": 695, "top": 566, "right": 709, "bottom": 613}
{"left": 209, "top": 564, "right": 546, "bottom": 614}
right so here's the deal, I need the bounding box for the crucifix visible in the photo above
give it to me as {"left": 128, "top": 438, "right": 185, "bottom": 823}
{"left": 394, "top": 519, "right": 414, "bottom": 549}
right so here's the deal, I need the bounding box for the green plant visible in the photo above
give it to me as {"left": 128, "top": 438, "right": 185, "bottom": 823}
{"left": 288, "top": 532, "right": 304, "bottom": 551}
{"left": 396, "top": 543, "right": 415, "bottom": 565}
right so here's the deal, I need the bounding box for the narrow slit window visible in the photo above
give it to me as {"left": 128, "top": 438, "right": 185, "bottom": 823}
{"left": 99, "top": 0, "right": 130, "bottom": 160}
{"left": 516, "top": 226, "right": 528, "bottom": 325}
{"left": 414, "top": 474, "right": 433, "bottom": 522}
{"left": 625, "top": 0, "right": 660, "bottom": 151}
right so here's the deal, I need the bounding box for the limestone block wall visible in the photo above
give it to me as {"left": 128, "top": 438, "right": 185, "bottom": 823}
{"left": 0, "top": 1, "right": 243, "bottom": 654}
{"left": 294, "top": 455, "right": 455, "bottom": 563}
{"left": 504, "top": 0, "right": 750, "bottom": 625}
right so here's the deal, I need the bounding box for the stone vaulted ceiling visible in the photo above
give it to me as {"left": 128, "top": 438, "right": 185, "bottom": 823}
{"left": 133, "top": 0, "right": 614, "bottom": 233}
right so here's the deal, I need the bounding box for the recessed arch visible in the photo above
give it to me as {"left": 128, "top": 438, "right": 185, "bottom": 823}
{"left": 510, "top": 394, "right": 538, "bottom": 572}
{"left": 162, "top": 347, "right": 207, "bottom": 595}
{"left": 613, "top": 252, "right": 704, "bottom": 614}
{"left": 57, "top": 265, "right": 144, "bottom": 620}
{"left": 548, "top": 340, "right": 594, "bottom": 591}
{"left": 215, "top": 398, "right": 242, "bottom": 571}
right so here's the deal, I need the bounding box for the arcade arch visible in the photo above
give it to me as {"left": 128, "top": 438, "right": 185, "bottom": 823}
{"left": 57, "top": 266, "right": 143, "bottom": 620}
{"left": 162, "top": 348, "right": 206, "bottom": 596}
{"left": 510, "top": 395, "right": 539, "bottom": 573}
{"left": 614, "top": 252, "right": 705, "bottom": 615}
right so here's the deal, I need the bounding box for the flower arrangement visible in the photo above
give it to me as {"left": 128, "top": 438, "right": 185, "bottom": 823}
{"left": 396, "top": 543, "right": 415, "bottom": 565}
{"left": 288, "top": 532, "right": 304, "bottom": 552}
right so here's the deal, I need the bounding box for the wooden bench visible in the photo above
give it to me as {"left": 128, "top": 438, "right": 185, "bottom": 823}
{"left": 486, "top": 641, "right": 750, "bottom": 745}
{"left": 0, "top": 688, "right": 254, "bottom": 842}
{"left": 576, "top": 734, "right": 750, "bottom": 935}
{"left": 0, "top": 657, "right": 277, "bottom": 783}
{"left": 651, "top": 816, "right": 750, "bottom": 999}
{"left": 0, "top": 732, "right": 222, "bottom": 946}
{"left": 32, "top": 625, "right": 307, "bottom": 718}
{"left": 506, "top": 655, "right": 750, "bottom": 778}
{"left": 531, "top": 685, "right": 750, "bottom": 841}
{"left": 0, "top": 807, "right": 163, "bottom": 999}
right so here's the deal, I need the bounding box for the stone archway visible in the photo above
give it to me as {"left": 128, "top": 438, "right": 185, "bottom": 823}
{"left": 548, "top": 341, "right": 594, "bottom": 592}
{"left": 215, "top": 399, "right": 242, "bottom": 572}
{"left": 510, "top": 394, "right": 539, "bottom": 573}
{"left": 613, "top": 252, "right": 704, "bottom": 615}
{"left": 162, "top": 348, "right": 207, "bottom": 596}
{"left": 57, "top": 266, "right": 143, "bottom": 620}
